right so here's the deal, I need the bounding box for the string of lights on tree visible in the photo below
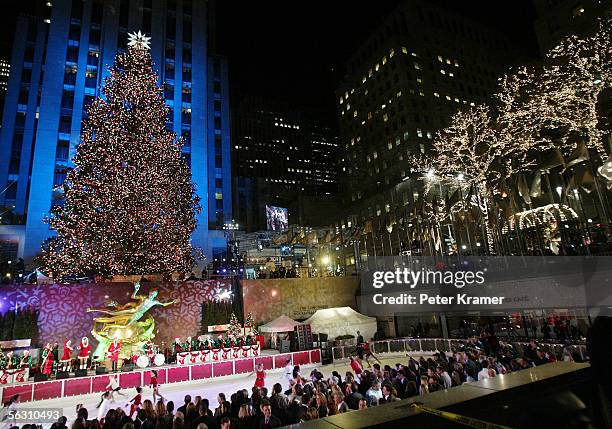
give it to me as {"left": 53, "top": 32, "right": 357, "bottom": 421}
{"left": 405, "top": 19, "right": 611, "bottom": 255}
{"left": 41, "top": 32, "right": 201, "bottom": 278}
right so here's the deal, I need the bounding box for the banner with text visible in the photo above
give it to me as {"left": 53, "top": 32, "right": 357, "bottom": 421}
{"left": 359, "top": 256, "right": 612, "bottom": 316}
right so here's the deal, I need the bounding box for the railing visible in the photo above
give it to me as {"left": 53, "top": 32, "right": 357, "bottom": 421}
{"left": 331, "top": 337, "right": 588, "bottom": 362}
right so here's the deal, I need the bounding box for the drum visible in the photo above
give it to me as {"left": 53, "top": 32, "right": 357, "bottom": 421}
{"left": 154, "top": 354, "right": 165, "bottom": 366}
{"left": 136, "top": 355, "right": 150, "bottom": 368}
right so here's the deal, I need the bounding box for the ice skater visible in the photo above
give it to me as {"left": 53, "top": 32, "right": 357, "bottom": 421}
{"left": 363, "top": 342, "right": 380, "bottom": 368}
{"left": 106, "top": 374, "right": 126, "bottom": 401}
{"left": 126, "top": 387, "right": 143, "bottom": 418}
{"left": 96, "top": 391, "right": 112, "bottom": 423}
{"left": 250, "top": 363, "right": 266, "bottom": 389}
{"left": 283, "top": 359, "right": 293, "bottom": 388}
{"left": 150, "top": 370, "right": 166, "bottom": 402}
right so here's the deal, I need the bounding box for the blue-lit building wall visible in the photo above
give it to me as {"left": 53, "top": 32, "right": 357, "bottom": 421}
{"left": 0, "top": 0, "right": 231, "bottom": 263}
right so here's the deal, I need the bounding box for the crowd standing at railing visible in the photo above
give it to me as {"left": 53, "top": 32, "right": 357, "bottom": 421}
{"left": 0, "top": 329, "right": 585, "bottom": 429}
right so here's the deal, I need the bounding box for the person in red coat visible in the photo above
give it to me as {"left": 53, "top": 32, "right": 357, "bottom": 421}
{"left": 41, "top": 343, "right": 54, "bottom": 376}
{"left": 78, "top": 337, "right": 91, "bottom": 370}
{"left": 251, "top": 363, "right": 266, "bottom": 388}
{"left": 60, "top": 339, "right": 73, "bottom": 372}
{"left": 127, "top": 387, "right": 142, "bottom": 418}
{"left": 107, "top": 339, "right": 121, "bottom": 372}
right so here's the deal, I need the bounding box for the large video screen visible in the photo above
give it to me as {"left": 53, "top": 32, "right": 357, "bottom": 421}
{"left": 266, "top": 205, "right": 289, "bottom": 231}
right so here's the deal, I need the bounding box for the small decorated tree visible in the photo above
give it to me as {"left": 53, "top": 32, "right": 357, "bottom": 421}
{"left": 228, "top": 312, "right": 242, "bottom": 338}
{"left": 245, "top": 311, "right": 258, "bottom": 336}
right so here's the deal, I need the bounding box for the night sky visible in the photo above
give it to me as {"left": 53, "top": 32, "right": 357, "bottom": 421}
{"left": 1, "top": 0, "right": 539, "bottom": 125}
{"left": 215, "top": 0, "right": 539, "bottom": 123}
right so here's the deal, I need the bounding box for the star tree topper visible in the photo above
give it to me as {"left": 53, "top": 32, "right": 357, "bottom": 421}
{"left": 127, "top": 30, "right": 151, "bottom": 50}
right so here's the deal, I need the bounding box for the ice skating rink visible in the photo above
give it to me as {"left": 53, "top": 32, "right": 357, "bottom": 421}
{"left": 12, "top": 354, "right": 408, "bottom": 428}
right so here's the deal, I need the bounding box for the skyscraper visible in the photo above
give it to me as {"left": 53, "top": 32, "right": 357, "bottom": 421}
{"left": 0, "top": 0, "right": 231, "bottom": 262}
{"left": 335, "top": 0, "right": 519, "bottom": 245}
{"left": 231, "top": 96, "right": 339, "bottom": 232}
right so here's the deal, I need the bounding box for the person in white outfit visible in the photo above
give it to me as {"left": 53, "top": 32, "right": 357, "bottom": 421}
{"left": 283, "top": 359, "right": 293, "bottom": 388}
{"left": 97, "top": 391, "right": 113, "bottom": 422}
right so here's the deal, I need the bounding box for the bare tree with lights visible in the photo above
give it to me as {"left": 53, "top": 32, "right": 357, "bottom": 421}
{"left": 41, "top": 32, "right": 201, "bottom": 278}
{"left": 432, "top": 105, "right": 523, "bottom": 254}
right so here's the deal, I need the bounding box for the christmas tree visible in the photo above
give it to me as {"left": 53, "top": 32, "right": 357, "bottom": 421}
{"left": 245, "top": 312, "right": 258, "bottom": 336}
{"left": 41, "top": 32, "right": 201, "bottom": 278}
{"left": 228, "top": 312, "right": 242, "bottom": 338}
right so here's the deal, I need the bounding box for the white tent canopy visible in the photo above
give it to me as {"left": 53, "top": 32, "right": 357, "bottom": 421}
{"left": 259, "top": 315, "right": 301, "bottom": 333}
{"left": 303, "top": 307, "right": 377, "bottom": 341}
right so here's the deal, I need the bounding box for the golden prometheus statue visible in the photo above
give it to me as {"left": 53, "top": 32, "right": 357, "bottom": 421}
{"left": 87, "top": 282, "right": 177, "bottom": 361}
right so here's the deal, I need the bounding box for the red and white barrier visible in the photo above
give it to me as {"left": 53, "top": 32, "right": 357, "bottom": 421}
{"left": 176, "top": 345, "right": 260, "bottom": 365}
{"left": 0, "top": 349, "right": 321, "bottom": 404}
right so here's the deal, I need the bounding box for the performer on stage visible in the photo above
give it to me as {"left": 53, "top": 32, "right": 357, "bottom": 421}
{"left": 107, "top": 339, "right": 121, "bottom": 372}
{"left": 127, "top": 387, "right": 143, "bottom": 418}
{"left": 40, "top": 343, "right": 54, "bottom": 376}
{"left": 19, "top": 350, "right": 32, "bottom": 369}
{"left": 150, "top": 370, "right": 166, "bottom": 402}
{"left": 60, "top": 339, "right": 73, "bottom": 372}
{"left": 78, "top": 337, "right": 91, "bottom": 370}
{"left": 184, "top": 336, "right": 193, "bottom": 352}
{"left": 251, "top": 363, "right": 266, "bottom": 389}
{"left": 172, "top": 337, "right": 181, "bottom": 362}
{"left": 4, "top": 351, "right": 16, "bottom": 370}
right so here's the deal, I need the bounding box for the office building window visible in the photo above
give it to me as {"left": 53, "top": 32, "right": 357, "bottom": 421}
{"left": 182, "top": 84, "right": 191, "bottom": 102}
{"left": 71, "top": 0, "right": 84, "bottom": 20}
{"left": 165, "top": 42, "right": 175, "bottom": 59}
{"left": 53, "top": 166, "right": 69, "bottom": 186}
{"left": 89, "top": 28, "right": 101, "bottom": 45}
{"left": 215, "top": 154, "right": 222, "bottom": 168}
{"left": 164, "top": 83, "right": 173, "bottom": 100}
{"left": 87, "top": 49, "right": 99, "bottom": 66}
{"left": 214, "top": 99, "right": 221, "bottom": 112}
{"left": 69, "top": 23, "right": 81, "bottom": 42}
{"left": 181, "top": 107, "right": 191, "bottom": 124}
{"left": 59, "top": 115, "right": 72, "bottom": 134}
{"left": 66, "top": 46, "right": 79, "bottom": 62}
{"left": 85, "top": 67, "right": 97, "bottom": 88}
{"left": 60, "top": 90, "right": 74, "bottom": 110}
{"left": 143, "top": 10, "right": 152, "bottom": 34}
{"left": 165, "top": 61, "right": 174, "bottom": 79}
{"left": 119, "top": 0, "right": 129, "bottom": 27}
{"left": 64, "top": 65, "right": 77, "bottom": 85}
{"left": 166, "top": 16, "right": 176, "bottom": 39}
{"left": 182, "top": 64, "right": 191, "bottom": 81}
{"left": 90, "top": 1, "right": 103, "bottom": 24}
{"left": 213, "top": 57, "right": 221, "bottom": 77}
{"left": 117, "top": 31, "right": 127, "bottom": 49}
{"left": 24, "top": 46, "right": 35, "bottom": 62}
{"left": 18, "top": 87, "right": 28, "bottom": 105}
{"left": 14, "top": 112, "right": 26, "bottom": 128}
{"left": 183, "top": 48, "right": 192, "bottom": 64}
{"left": 181, "top": 131, "right": 191, "bottom": 147}
{"left": 183, "top": 18, "right": 192, "bottom": 43}
{"left": 56, "top": 139, "right": 70, "bottom": 160}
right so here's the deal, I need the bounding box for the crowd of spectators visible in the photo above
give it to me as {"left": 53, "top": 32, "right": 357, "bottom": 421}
{"left": 4, "top": 334, "right": 580, "bottom": 429}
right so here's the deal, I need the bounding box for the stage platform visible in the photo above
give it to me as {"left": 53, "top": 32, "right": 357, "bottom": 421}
{"left": 0, "top": 349, "right": 321, "bottom": 404}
